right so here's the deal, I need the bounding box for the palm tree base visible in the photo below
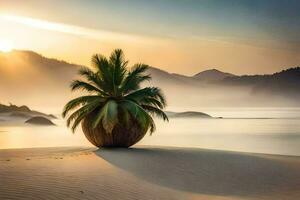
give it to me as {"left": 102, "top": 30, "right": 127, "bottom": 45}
{"left": 81, "top": 116, "right": 147, "bottom": 148}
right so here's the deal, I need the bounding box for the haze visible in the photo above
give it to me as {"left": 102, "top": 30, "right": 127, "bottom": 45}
{"left": 1, "top": 0, "right": 300, "bottom": 75}
{"left": 1, "top": 2, "right": 300, "bottom": 199}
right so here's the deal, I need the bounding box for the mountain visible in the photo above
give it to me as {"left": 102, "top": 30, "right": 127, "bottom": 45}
{"left": 146, "top": 67, "right": 202, "bottom": 88}
{"left": 222, "top": 67, "right": 300, "bottom": 97}
{"left": 0, "top": 50, "right": 79, "bottom": 81}
{"left": 0, "top": 50, "right": 80, "bottom": 112}
{"left": 0, "top": 103, "right": 55, "bottom": 119}
{"left": 0, "top": 103, "right": 56, "bottom": 126}
{"left": 0, "top": 50, "right": 299, "bottom": 110}
{"left": 193, "top": 69, "right": 236, "bottom": 82}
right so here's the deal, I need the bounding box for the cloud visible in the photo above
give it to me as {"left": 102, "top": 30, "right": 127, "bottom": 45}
{"left": 0, "top": 14, "right": 154, "bottom": 43}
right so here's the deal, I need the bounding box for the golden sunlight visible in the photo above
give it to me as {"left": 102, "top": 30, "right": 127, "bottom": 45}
{"left": 0, "top": 39, "right": 13, "bottom": 52}
{"left": 1, "top": 14, "right": 154, "bottom": 44}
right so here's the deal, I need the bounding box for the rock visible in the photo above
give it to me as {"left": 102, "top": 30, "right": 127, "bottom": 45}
{"left": 25, "top": 116, "right": 55, "bottom": 126}
{"left": 166, "top": 111, "right": 212, "bottom": 118}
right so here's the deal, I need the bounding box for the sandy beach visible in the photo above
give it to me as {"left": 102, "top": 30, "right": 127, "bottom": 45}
{"left": 0, "top": 146, "right": 299, "bottom": 200}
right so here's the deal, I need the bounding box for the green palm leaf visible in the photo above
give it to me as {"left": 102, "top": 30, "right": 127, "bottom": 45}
{"left": 70, "top": 80, "right": 107, "bottom": 95}
{"left": 92, "top": 100, "right": 119, "bottom": 133}
{"left": 66, "top": 99, "right": 102, "bottom": 132}
{"left": 121, "top": 100, "right": 156, "bottom": 134}
{"left": 120, "top": 64, "right": 151, "bottom": 94}
{"left": 125, "top": 87, "right": 166, "bottom": 107}
{"left": 62, "top": 95, "right": 104, "bottom": 118}
{"left": 141, "top": 105, "right": 169, "bottom": 121}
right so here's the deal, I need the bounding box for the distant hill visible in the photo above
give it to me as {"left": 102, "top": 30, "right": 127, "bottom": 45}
{"left": 166, "top": 111, "right": 212, "bottom": 118}
{"left": 0, "top": 50, "right": 80, "bottom": 111}
{"left": 0, "top": 50, "right": 300, "bottom": 108}
{"left": 222, "top": 67, "right": 300, "bottom": 97}
{"left": 0, "top": 103, "right": 55, "bottom": 120}
{"left": 0, "top": 50, "right": 79, "bottom": 82}
{"left": 0, "top": 104, "right": 31, "bottom": 113}
{"left": 146, "top": 67, "right": 202, "bottom": 87}
{"left": 193, "top": 69, "right": 236, "bottom": 82}
{"left": 25, "top": 116, "right": 55, "bottom": 126}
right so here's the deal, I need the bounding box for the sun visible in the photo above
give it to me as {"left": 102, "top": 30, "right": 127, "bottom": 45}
{"left": 0, "top": 40, "right": 13, "bottom": 52}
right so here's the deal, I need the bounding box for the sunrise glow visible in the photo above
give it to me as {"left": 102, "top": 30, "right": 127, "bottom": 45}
{"left": 0, "top": 39, "right": 13, "bottom": 52}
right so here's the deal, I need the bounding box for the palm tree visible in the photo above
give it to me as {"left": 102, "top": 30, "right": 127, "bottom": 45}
{"left": 62, "top": 49, "right": 168, "bottom": 147}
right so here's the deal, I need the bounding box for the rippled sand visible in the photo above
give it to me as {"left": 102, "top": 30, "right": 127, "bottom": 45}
{"left": 0, "top": 146, "right": 299, "bottom": 200}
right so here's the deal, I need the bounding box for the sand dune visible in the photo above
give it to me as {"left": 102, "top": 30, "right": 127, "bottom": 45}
{"left": 0, "top": 146, "right": 299, "bottom": 200}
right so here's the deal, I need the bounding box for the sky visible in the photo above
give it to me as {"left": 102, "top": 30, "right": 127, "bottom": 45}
{"left": 0, "top": 0, "right": 300, "bottom": 75}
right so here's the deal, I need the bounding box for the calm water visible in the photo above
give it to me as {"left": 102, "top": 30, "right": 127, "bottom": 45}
{"left": 1, "top": 108, "right": 300, "bottom": 156}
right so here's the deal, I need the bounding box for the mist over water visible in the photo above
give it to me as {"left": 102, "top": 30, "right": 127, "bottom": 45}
{"left": 1, "top": 107, "right": 299, "bottom": 156}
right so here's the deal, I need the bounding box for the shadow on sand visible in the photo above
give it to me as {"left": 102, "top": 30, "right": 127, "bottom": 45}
{"left": 95, "top": 147, "right": 300, "bottom": 197}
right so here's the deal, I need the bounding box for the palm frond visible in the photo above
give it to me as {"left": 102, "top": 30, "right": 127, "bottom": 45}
{"left": 120, "top": 64, "right": 151, "bottom": 94}
{"left": 118, "top": 105, "right": 131, "bottom": 128}
{"left": 109, "top": 49, "right": 128, "bottom": 95}
{"left": 62, "top": 95, "right": 103, "bottom": 118}
{"left": 70, "top": 80, "right": 107, "bottom": 95}
{"left": 92, "top": 100, "right": 118, "bottom": 133}
{"left": 141, "top": 105, "right": 169, "bottom": 121}
{"left": 121, "top": 100, "right": 156, "bottom": 134}
{"left": 138, "top": 97, "right": 164, "bottom": 109}
{"left": 125, "top": 87, "right": 166, "bottom": 107}
{"left": 78, "top": 67, "right": 102, "bottom": 87}
{"left": 91, "top": 54, "right": 114, "bottom": 93}
{"left": 66, "top": 99, "right": 102, "bottom": 132}
{"left": 91, "top": 54, "right": 110, "bottom": 77}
